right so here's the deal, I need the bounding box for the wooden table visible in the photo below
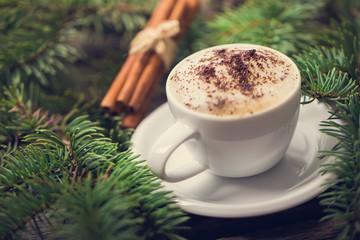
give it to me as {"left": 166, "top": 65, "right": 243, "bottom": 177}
{"left": 183, "top": 198, "right": 343, "bottom": 240}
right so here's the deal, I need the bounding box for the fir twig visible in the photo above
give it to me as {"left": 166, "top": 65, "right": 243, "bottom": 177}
{"left": 299, "top": 67, "right": 357, "bottom": 107}
{"left": 194, "top": 0, "right": 325, "bottom": 55}
{"left": 1, "top": 115, "right": 188, "bottom": 239}
{"left": 319, "top": 93, "right": 360, "bottom": 239}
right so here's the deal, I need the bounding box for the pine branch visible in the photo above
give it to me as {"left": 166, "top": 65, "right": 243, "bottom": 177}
{"left": 0, "top": 0, "right": 151, "bottom": 113}
{"left": 318, "top": 17, "right": 360, "bottom": 68}
{"left": 53, "top": 162, "right": 188, "bottom": 240}
{"left": 194, "top": 0, "right": 325, "bottom": 55}
{"left": 318, "top": 93, "right": 360, "bottom": 239}
{"left": 0, "top": 84, "right": 65, "bottom": 158}
{"left": 1, "top": 115, "right": 188, "bottom": 239}
{"left": 280, "top": 2, "right": 360, "bottom": 238}
{"left": 293, "top": 46, "right": 358, "bottom": 81}
{"left": 293, "top": 44, "right": 358, "bottom": 107}
{"left": 0, "top": 0, "right": 189, "bottom": 239}
{"left": 299, "top": 67, "right": 357, "bottom": 107}
{"left": 0, "top": 155, "right": 63, "bottom": 239}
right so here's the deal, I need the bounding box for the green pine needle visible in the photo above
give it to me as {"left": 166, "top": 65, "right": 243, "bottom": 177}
{"left": 300, "top": 67, "right": 357, "bottom": 106}
{"left": 1, "top": 115, "right": 189, "bottom": 239}
{"left": 194, "top": 0, "right": 325, "bottom": 55}
{"left": 319, "top": 93, "right": 360, "bottom": 239}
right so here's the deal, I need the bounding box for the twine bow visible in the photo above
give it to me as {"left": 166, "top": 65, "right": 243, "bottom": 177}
{"left": 129, "top": 20, "right": 180, "bottom": 70}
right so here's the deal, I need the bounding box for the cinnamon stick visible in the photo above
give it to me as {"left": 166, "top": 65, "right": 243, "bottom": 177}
{"left": 179, "top": 0, "right": 200, "bottom": 41}
{"left": 169, "top": 0, "right": 188, "bottom": 24}
{"left": 115, "top": 0, "right": 176, "bottom": 109}
{"left": 100, "top": 54, "right": 136, "bottom": 113}
{"left": 102, "top": 0, "right": 199, "bottom": 128}
{"left": 123, "top": 0, "right": 200, "bottom": 128}
{"left": 128, "top": 54, "right": 164, "bottom": 112}
{"left": 101, "top": 0, "right": 176, "bottom": 113}
{"left": 147, "top": 0, "right": 176, "bottom": 27}
{"left": 121, "top": 66, "right": 162, "bottom": 128}
{"left": 116, "top": 51, "right": 151, "bottom": 109}
{"left": 127, "top": 0, "right": 188, "bottom": 113}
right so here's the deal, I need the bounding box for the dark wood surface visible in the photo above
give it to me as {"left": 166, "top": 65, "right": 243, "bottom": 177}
{"left": 183, "top": 198, "right": 343, "bottom": 240}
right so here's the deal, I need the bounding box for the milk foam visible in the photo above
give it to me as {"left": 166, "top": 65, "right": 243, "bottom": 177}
{"left": 168, "top": 44, "right": 300, "bottom": 117}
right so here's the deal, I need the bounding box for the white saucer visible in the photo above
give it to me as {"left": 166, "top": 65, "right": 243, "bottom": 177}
{"left": 131, "top": 101, "right": 338, "bottom": 218}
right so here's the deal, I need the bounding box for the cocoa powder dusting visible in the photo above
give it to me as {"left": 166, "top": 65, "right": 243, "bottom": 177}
{"left": 195, "top": 48, "right": 269, "bottom": 97}
{"left": 198, "top": 65, "right": 216, "bottom": 83}
{"left": 172, "top": 46, "right": 292, "bottom": 116}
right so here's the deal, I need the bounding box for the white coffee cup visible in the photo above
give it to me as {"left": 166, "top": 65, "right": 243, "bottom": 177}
{"left": 147, "top": 44, "right": 301, "bottom": 182}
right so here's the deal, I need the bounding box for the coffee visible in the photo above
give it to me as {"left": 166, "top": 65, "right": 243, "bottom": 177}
{"left": 147, "top": 44, "right": 301, "bottom": 181}
{"left": 168, "top": 44, "right": 300, "bottom": 116}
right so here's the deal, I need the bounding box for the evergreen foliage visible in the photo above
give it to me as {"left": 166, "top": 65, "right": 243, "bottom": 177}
{"left": 291, "top": 2, "right": 360, "bottom": 238}
{"left": 319, "top": 93, "right": 360, "bottom": 240}
{"left": 0, "top": 0, "right": 152, "bottom": 112}
{"left": 1, "top": 0, "right": 360, "bottom": 239}
{"left": 0, "top": 0, "right": 188, "bottom": 239}
{"left": 194, "top": 0, "right": 325, "bottom": 55}
{"left": 1, "top": 114, "right": 188, "bottom": 239}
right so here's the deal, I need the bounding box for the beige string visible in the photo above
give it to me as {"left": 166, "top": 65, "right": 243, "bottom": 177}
{"left": 129, "top": 20, "right": 180, "bottom": 70}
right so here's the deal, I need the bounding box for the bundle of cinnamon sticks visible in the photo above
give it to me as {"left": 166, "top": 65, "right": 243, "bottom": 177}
{"left": 101, "top": 0, "right": 199, "bottom": 128}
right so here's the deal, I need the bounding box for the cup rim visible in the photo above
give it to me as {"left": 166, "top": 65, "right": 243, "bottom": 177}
{"left": 166, "top": 43, "right": 301, "bottom": 122}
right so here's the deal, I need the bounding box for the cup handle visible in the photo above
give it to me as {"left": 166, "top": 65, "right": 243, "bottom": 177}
{"left": 147, "top": 121, "right": 207, "bottom": 182}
